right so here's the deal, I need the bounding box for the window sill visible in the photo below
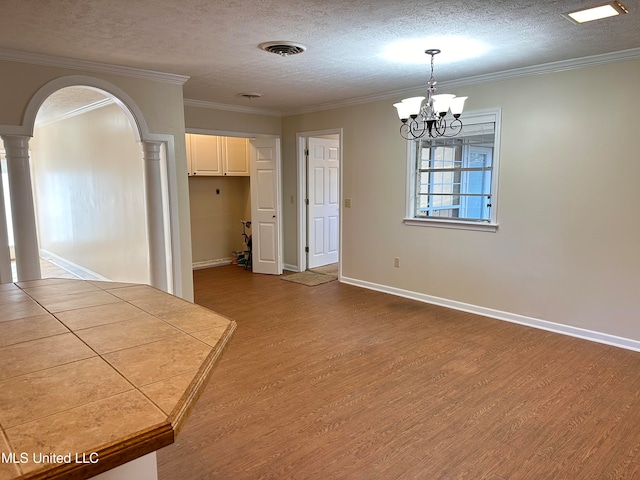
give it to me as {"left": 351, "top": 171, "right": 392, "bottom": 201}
{"left": 403, "top": 217, "right": 498, "bottom": 232}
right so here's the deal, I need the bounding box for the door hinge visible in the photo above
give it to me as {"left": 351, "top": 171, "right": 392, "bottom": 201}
{"left": 304, "top": 149, "right": 309, "bottom": 156}
{"left": 305, "top": 246, "right": 309, "bottom": 253}
{"left": 305, "top": 198, "right": 309, "bottom": 205}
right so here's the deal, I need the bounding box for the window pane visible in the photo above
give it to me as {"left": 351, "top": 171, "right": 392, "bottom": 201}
{"left": 414, "top": 123, "right": 495, "bottom": 222}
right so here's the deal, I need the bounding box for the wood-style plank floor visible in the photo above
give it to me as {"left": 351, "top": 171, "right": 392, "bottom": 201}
{"left": 157, "top": 265, "right": 640, "bottom": 479}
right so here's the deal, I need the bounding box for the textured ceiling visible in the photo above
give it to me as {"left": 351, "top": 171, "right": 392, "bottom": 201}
{"left": 0, "top": 0, "right": 639, "bottom": 114}
{"left": 34, "top": 88, "right": 111, "bottom": 125}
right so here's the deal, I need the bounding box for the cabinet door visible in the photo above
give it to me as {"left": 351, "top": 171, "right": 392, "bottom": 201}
{"left": 223, "top": 137, "right": 250, "bottom": 176}
{"left": 190, "top": 134, "right": 223, "bottom": 175}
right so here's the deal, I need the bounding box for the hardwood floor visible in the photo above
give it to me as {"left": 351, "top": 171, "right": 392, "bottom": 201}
{"left": 157, "top": 266, "right": 640, "bottom": 479}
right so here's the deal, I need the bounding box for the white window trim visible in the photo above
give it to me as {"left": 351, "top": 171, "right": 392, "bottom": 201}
{"left": 404, "top": 108, "right": 502, "bottom": 232}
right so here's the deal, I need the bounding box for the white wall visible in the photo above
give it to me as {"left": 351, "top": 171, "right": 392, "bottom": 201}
{"left": 281, "top": 58, "right": 640, "bottom": 343}
{"left": 31, "top": 102, "right": 149, "bottom": 283}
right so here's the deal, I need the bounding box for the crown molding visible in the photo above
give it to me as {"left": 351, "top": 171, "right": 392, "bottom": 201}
{"left": 284, "top": 47, "right": 640, "bottom": 115}
{"left": 183, "top": 98, "right": 282, "bottom": 117}
{"left": 0, "top": 48, "right": 189, "bottom": 85}
{"left": 35, "top": 98, "right": 115, "bottom": 128}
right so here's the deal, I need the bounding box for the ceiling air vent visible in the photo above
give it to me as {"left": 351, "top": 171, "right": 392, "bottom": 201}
{"left": 259, "top": 41, "right": 307, "bottom": 57}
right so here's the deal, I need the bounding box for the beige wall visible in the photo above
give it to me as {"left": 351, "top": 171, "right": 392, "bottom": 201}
{"left": 281, "top": 58, "right": 640, "bottom": 341}
{"left": 31, "top": 103, "right": 149, "bottom": 283}
{"left": 189, "top": 176, "right": 251, "bottom": 263}
{"left": 184, "top": 105, "right": 281, "bottom": 136}
{"left": 3, "top": 55, "right": 638, "bottom": 343}
{"left": 0, "top": 59, "right": 193, "bottom": 299}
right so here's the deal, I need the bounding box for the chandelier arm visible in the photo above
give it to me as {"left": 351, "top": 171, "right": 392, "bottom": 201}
{"left": 399, "top": 119, "right": 429, "bottom": 140}
{"left": 441, "top": 118, "right": 464, "bottom": 137}
{"left": 410, "top": 119, "right": 427, "bottom": 140}
{"left": 399, "top": 123, "right": 412, "bottom": 141}
{"left": 400, "top": 122, "right": 419, "bottom": 141}
{"left": 433, "top": 117, "right": 446, "bottom": 136}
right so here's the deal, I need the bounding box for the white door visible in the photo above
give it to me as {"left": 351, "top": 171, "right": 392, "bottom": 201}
{"left": 307, "top": 137, "right": 339, "bottom": 268}
{"left": 249, "top": 138, "right": 282, "bottom": 275}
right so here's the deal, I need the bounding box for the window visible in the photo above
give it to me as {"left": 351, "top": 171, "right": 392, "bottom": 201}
{"left": 405, "top": 109, "right": 501, "bottom": 231}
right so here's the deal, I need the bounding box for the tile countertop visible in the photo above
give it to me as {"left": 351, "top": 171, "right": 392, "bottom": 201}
{"left": 0, "top": 278, "right": 236, "bottom": 480}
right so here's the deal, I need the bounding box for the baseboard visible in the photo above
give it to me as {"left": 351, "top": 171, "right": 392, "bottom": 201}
{"left": 39, "top": 249, "right": 109, "bottom": 281}
{"left": 340, "top": 276, "right": 640, "bottom": 353}
{"left": 192, "top": 258, "right": 233, "bottom": 270}
{"left": 283, "top": 263, "right": 299, "bottom": 272}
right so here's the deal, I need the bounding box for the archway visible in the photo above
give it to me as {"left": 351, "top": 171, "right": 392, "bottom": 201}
{"left": 0, "top": 75, "right": 178, "bottom": 293}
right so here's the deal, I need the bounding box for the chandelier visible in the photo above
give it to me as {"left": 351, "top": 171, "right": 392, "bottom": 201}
{"left": 393, "top": 49, "right": 467, "bottom": 140}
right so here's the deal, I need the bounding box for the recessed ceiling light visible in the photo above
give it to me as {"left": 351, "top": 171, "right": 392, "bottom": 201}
{"left": 564, "top": 1, "right": 628, "bottom": 24}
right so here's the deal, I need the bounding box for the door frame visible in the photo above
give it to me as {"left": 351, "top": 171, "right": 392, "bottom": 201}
{"left": 296, "top": 128, "right": 343, "bottom": 274}
{"left": 186, "top": 128, "right": 283, "bottom": 274}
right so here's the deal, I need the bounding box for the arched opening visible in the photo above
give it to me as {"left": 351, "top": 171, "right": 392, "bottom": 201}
{"left": 0, "top": 76, "right": 175, "bottom": 292}
{"left": 31, "top": 86, "right": 150, "bottom": 283}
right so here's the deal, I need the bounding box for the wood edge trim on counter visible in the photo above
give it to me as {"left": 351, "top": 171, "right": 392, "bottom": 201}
{"left": 168, "top": 321, "right": 238, "bottom": 434}
{"left": 20, "top": 422, "right": 174, "bottom": 480}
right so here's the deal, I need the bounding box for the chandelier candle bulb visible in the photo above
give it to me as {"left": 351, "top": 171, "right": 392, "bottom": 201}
{"left": 402, "top": 96, "right": 425, "bottom": 118}
{"left": 450, "top": 96, "right": 468, "bottom": 117}
{"left": 393, "top": 101, "right": 414, "bottom": 121}
{"left": 432, "top": 94, "right": 455, "bottom": 116}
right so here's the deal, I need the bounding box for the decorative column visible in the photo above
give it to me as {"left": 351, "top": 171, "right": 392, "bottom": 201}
{"left": 1, "top": 135, "right": 41, "bottom": 282}
{"left": 0, "top": 162, "right": 12, "bottom": 283}
{"left": 142, "top": 141, "right": 168, "bottom": 292}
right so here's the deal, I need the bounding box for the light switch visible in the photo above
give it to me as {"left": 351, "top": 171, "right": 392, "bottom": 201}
{"left": 344, "top": 198, "right": 352, "bottom": 208}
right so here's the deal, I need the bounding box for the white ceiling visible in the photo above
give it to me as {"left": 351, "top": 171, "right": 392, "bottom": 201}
{"left": 1, "top": 0, "right": 639, "bottom": 114}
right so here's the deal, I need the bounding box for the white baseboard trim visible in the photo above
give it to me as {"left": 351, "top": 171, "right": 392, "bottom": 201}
{"left": 283, "top": 263, "right": 299, "bottom": 272}
{"left": 39, "top": 249, "right": 109, "bottom": 281}
{"left": 192, "top": 258, "right": 233, "bottom": 270}
{"left": 340, "top": 276, "right": 640, "bottom": 353}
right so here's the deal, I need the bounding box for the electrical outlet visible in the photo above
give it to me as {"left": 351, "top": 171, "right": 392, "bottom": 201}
{"left": 344, "top": 198, "right": 352, "bottom": 208}
{"left": 394, "top": 257, "right": 400, "bottom": 268}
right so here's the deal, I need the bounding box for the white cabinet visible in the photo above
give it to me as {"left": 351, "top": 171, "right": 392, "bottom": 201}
{"left": 222, "top": 137, "right": 250, "bottom": 176}
{"left": 186, "top": 134, "right": 249, "bottom": 176}
{"left": 187, "top": 134, "right": 222, "bottom": 176}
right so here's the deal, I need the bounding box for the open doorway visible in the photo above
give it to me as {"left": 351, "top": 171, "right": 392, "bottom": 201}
{"left": 0, "top": 76, "right": 184, "bottom": 295}
{"left": 1, "top": 84, "right": 172, "bottom": 287}
{"left": 297, "top": 129, "right": 342, "bottom": 275}
{"left": 186, "top": 131, "right": 282, "bottom": 275}
{"left": 29, "top": 87, "right": 150, "bottom": 284}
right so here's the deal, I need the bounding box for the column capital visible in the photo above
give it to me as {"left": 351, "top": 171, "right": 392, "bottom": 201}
{"left": 1, "top": 134, "right": 31, "bottom": 159}
{"left": 142, "top": 141, "right": 163, "bottom": 161}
